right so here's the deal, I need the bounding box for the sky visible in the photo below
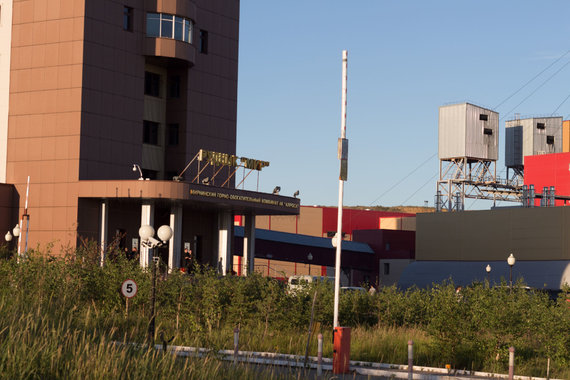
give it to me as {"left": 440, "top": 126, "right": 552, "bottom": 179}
{"left": 235, "top": 1, "right": 570, "bottom": 209}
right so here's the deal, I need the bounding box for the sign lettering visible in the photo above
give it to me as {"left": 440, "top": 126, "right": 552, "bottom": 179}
{"left": 198, "top": 149, "right": 269, "bottom": 171}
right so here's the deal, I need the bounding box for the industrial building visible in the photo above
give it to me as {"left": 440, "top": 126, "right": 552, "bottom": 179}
{"left": 401, "top": 103, "right": 570, "bottom": 291}
{"left": 0, "top": 0, "right": 303, "bottom": 274}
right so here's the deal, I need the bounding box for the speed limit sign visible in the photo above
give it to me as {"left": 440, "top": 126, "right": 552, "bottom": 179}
{"left": 121, "top": 279, "right": 138, "bottom": 298}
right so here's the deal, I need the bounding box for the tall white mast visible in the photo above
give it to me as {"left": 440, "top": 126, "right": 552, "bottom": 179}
{"left": 333, "top": 50, "right": 348, "bottom": 328}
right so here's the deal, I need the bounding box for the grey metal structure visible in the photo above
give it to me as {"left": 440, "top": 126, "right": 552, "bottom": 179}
{"left": 436, "top": 103, "right": 521, "bottom": 211}
{"left": 505, "top": 116, "right": 562, "bottom": 185}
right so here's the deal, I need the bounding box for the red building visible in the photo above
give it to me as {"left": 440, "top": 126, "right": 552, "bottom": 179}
{"left": 524, "top": 152, "right": 570, "bottom": 206}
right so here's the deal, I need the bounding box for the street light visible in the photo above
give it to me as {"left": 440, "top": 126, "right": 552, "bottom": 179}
{"left": 139, "top": 224, "right": 173, "bottom": 344}
{"left": 5, "top": 224, "right": 20, "bottom": 243}
{"left": 307, "top": 252, "right": 313, "bottom": 275}
{"left": 507, "top": 253, "right": 516, "bottom": 290}
{"left": 132, "top": 164, "right": 144, "bottom": 180}
{"left": 485, "top": 264, "right": 491, "bottom": 285}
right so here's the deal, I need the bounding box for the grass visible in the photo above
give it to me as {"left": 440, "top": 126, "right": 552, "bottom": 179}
{"left": 0, "top": 250, "right": 568, "bottom": 379}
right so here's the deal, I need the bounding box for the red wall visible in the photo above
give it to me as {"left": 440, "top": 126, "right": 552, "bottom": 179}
{"left": 321, "top": 207, "right": 414, "bottom": 237}
{"left": 524, "top": 152, "right": 570, "bottom": 206}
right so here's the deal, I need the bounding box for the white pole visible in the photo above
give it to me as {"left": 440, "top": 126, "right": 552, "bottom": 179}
{"left": 333, "top": 50, "right": 348, "bottom": 328}
{"left": 17, "top": 176, "right": 30, "bottom": 258}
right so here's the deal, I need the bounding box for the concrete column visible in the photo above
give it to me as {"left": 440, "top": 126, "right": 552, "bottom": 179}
{"left": 243, "top": 214, "right": 255, "bottom": 276}
{"left": 140, "top": 202, "right": 154, "bottom": 268}
{"left": 99, "top": 200, "right": 109, "bottom": 267}
{"left": 168, "top": 204, "right": 183, "bottom": 273}
{"left": 217, "top": 211, "right": 233, "bottom": 275}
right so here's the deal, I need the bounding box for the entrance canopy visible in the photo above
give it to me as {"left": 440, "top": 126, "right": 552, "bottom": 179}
{"left": 78, "top": 180, "right": 300, "bottom": 215}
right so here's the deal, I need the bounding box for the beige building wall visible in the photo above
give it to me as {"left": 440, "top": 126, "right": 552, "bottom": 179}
{"left": 254, "top": 206, "right": 324, "bottom": 237}
{"left": 8, "top": 0, "right": 85, "bottom": 248}
{"left": 0, "top": 0, "right": 12, "bottom": 183}
{"left": 562, "top": 120, "right": 570, "bottom": 152}
{"left": 416, "top": 207, "right": 570, "bottom": 261}
{"left": 379, "top": 216, "right": 416, "bottom": 231}
{"left": 297, "top": 206, "right": 324, "bottom": 237}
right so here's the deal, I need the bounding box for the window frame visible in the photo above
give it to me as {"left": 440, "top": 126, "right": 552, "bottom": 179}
{"left": 146, "top": 12, "right": 193, "bottom": 43}
{"left": 144, "top": 71, "right": 161, "bottom": 98}
{"left": 143, "top": 120, "right": 160, "bottom": 145}
{"left": 123, "top": 6, "right": 133, "bottom": 32}
{"left": 199, "top": 29, "right": 209, "bottom": 54}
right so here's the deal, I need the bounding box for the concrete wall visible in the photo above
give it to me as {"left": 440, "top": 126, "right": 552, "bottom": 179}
{"left": 416, "top": 207, "right": 570, "bottom": 261}
{"left": 379, "top": 258, "right": 412, "bottom": 287}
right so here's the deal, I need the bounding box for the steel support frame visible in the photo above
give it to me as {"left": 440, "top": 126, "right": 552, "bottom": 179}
{"left": 437, "top": 158, "right": 522, "bottom": 211}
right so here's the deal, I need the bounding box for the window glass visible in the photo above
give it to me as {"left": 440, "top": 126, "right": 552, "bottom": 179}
{"left": 143, "top": 120, "right": 159, "bottom": 145}
{"left": 161, "top": 14, "right": 173, "bottom": 38}
{"left": 123, "top": 7, "right": 133, "bottom": 31}
{"left": 184, "top": 21, "right": 191, "bottom": 42}
{"left": 174, "top": 17, "right": 184, "bottom": 41}
{"left": 146, "top": 13, "right": 160, "bottom": 37}
{"left": 144, "top": 71, "right": 160, "bottom": 97}
{"left": 146, "top": 13, "right": 192, "bottom": 44}
{"left": 200, "top": 30, "right": 208, "bottom": 54}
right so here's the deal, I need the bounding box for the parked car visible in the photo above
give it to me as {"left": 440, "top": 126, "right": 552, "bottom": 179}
{"left": 287, "top": 275, "right": 334, "bottom": 292}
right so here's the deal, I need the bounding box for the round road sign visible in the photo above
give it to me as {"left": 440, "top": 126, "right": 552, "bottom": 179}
{"left": 121, "top": 279, "right": 138, "bottom": 298}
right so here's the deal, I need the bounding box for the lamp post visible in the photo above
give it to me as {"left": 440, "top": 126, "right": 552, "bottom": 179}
{"left": 485, "top": 264, "right": 491, "bottom": 285}
{"left": 139, "top": 224, "right": 173, "bottom": 344}
{"left": 307, "top": 252, "right": 313, "bottom": 276}
{"left": 507, "top": 253, "right": 516, "bottom": 290}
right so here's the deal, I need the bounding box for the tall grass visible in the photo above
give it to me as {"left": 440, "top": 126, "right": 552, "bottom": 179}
{"left": 0, "top": 244, "right": 568, "bottom": 379}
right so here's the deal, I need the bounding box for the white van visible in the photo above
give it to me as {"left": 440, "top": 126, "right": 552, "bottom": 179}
{"left": 287, "top": 275, "right": 334, "bottom": 292}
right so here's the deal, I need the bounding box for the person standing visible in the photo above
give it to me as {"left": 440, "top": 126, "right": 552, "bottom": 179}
{"left": 183, "top": 248, "right": 193, "bottom": 272}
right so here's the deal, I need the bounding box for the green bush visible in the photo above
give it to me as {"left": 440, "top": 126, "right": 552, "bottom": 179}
{"left": 0, "top": 245, "right": 568, "bottom": 379}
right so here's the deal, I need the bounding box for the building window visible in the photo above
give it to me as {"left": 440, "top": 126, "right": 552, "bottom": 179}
{"left": 123, "top": 6, "right": 133, "bottom": 31}
{"left": 200, "top": 30, "right": 208, "bottom": 54}
{"left": 143, "top": 120, "right": 159, "bottom": 145}
{"left": 479, "top": 114, "right": 488, "bottom": 121}
{"left": 385, "top": 243, "right": 390, "bottom": 251}
{"left": 383, "top": 263, "right": 390, "bottom": 275}
{"left": 547, "top": 135, "right": 555, "bottom": 145}
{"left": 483, "top": 128, "right": 493, "bottom": 136}
{"left": 537, "top": 122, "right": 546, "bottom": 130}
{"left": 144, "top": 71, "right": 160, "bottom": 97}
{"left": 168, "top": 76, "right": 181, "bottom": 98}
{"left": 146, "top": 13, "right": 193, "bottom": 43}
{"left": 167, "top": 123, "right": 179, "bottom": 145}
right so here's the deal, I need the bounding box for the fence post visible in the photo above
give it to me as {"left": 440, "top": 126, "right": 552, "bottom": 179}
{"left": 317, "top": 333, "right": 323, "bottom": 379}
{"left": 408, "top": 340, "right": 414, "bottom": 380}
{"left": 233, "top": 327, "right": 240, "bottom": 365}
{"left": 508, "top": 346, "right": 515, "bottom": 380}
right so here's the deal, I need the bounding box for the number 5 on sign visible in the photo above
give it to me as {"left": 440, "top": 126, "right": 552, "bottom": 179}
{"left": 121, "top": 279, "right": 138, "bottom": 316}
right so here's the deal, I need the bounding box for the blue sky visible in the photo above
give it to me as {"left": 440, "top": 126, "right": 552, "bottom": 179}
{"left": 236, "top": 1, "right": 570, "bottom": 209}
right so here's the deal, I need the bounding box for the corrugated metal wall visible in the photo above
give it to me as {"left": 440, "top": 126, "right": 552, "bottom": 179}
{"left": 505, "top": 117, "right": 562, "bottom": 167}
{"left": 439, "top": 103, "right": 498, "bottom": 160}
